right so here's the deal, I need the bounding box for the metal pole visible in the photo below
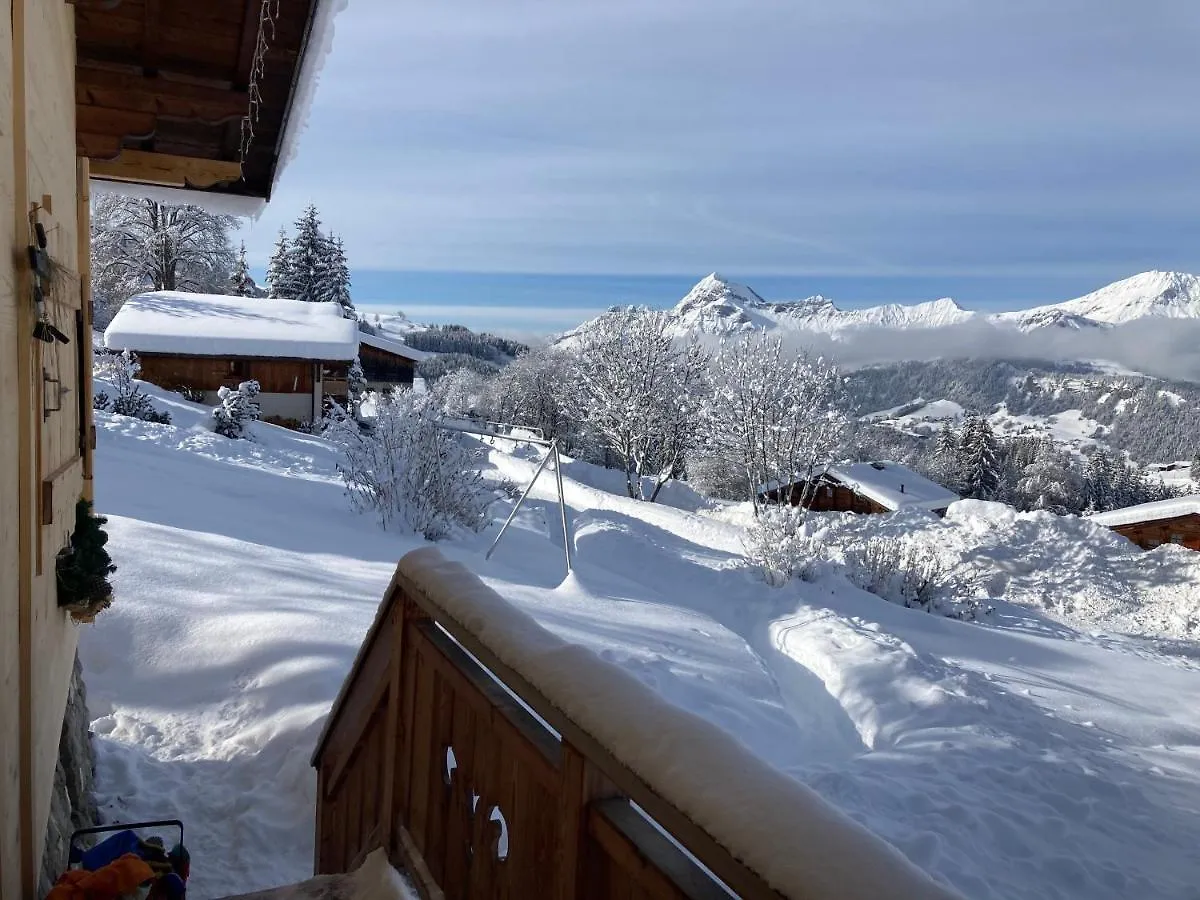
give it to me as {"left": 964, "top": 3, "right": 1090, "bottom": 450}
{"left": 485, "top": 441, "right": 556, "bottom": 561}
{"left": 553, "top": 442, "right": 573, "bottom": 573}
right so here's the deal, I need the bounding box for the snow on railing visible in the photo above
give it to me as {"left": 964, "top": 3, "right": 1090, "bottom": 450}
{"left": 312, "top": 547, "right": 962, "bottom": 900}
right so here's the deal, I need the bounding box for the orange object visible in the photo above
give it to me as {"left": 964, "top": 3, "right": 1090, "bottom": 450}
{"left": 47, "top": 853, "right": 156, "bottom": 900}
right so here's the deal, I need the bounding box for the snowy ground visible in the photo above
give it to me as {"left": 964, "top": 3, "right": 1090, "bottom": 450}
{"left": 82, "top": 382, "right": 1200, "bottom": 899}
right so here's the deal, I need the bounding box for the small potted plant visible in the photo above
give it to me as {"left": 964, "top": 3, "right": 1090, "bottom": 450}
{"left": 57, "top": 499, "right": 116, "bottom": 623}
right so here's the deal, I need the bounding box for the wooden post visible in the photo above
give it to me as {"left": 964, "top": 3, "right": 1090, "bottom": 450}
{"left": 556, "top": 745, "right": 618, "bottom": 900}
{"left": 77, "top": 158, "right": 95, "bottom": 499}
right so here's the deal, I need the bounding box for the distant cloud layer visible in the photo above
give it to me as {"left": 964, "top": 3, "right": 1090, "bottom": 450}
{"left": 250, "top": 0, "right": 1200, "bottom": 301}
{"left": 791, "top": 320, "right": 1200, "bottom": 384}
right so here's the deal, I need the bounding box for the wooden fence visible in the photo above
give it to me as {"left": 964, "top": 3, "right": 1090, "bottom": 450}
{"left": 311, "top": 549, "right": 961, "bottom": 900}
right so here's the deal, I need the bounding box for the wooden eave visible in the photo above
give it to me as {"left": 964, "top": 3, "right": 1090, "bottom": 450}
{"left": 74, "top": 0, "right": 321, "bottom": 199}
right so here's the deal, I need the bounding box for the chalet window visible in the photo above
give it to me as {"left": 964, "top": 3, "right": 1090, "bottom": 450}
{"left": 228, "top": 359, "right": 249, "bottom": 377}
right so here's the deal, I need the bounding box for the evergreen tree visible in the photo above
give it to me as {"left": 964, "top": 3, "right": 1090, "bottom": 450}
{"left": 959, "top": 416, "right": 1001, "bottom": 500}
{"left": 266, "top": 229, "right": 294, "bottom": 298}
{"left": 347, "top": 357, "right": 367, "bottom": 416}
{"left": 230, "top": 241, "right": 254, "bottom": 296}
{"left": 287, "top": 204, "right": 330, "bottom": 304}
{"left": 932, "top": 422, "right": 962, "bottom": 493}
{"left": 326, "top": 234, "right": 355, "bottom": 318}
{"left": 1192, "top": 451, "right": 1200, "bottom": 483}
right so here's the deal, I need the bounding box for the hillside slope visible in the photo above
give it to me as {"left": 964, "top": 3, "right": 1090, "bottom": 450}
{"left": 83, "top": 383, "right": 1200, "bottom": 899}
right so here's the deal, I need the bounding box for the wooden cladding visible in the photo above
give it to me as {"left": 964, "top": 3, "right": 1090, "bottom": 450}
{"left": 313, "top": 576, "right": 775, "bottom": 900}
{"left": 359, "top": 342, "right": 415, "bottom": 387}
{"left": 1111, "top": 514, "right": 1200, "bottom": 552}
{"left": 137, "top": 353, "right": 320, "bottom": 394}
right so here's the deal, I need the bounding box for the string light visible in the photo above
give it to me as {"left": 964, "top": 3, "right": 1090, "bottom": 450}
{"left": 240, "top": 0, "right": 281, "bottom": 168}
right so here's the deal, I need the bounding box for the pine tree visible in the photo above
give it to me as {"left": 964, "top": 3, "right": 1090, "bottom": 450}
{"left": 266, "top": 229, "right": 294, "bottom": 298}
{"left": 347, "top": 357, "right": 367, "bottom": 416}
{"left": 229, "top": 241, "right": 253, "bottom": 296}
{"left": 959, "top": 416, "right": 1000, "bottom": 500}
{"left": 932, "top": 422, "right": 961, "bottom": 492}
{"left": 287, "top": 204, "right": 330, "bottom": 304}
{"left": 1192, "top": 451, "right": 1200, "bottom": 483}
{"left": 326, "top": 234, "right": 356, "bottom": 318}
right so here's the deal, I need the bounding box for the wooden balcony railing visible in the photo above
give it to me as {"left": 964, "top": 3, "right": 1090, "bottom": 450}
{"left": 311, "top": 547, "right": 961, "bottom": 900}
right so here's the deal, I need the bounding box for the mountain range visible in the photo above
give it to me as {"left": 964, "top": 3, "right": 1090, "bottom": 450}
{"left": 665, "top": 270, "right": 1200, "bottom": 339}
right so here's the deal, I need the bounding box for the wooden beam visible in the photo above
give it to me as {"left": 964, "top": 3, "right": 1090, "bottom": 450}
{"left": 89, "top": 149, "right": 242, "bottom": 189}
{"left": 77, "top": 159, "right": 96, "bottom": 499}
{"left": 77, "top": 64, "right": 250, "bottom": 124}
{"left": 142, "top": 0, "right": 162, "bottom": 71}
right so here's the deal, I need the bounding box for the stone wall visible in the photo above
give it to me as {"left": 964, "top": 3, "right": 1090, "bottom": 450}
{"left": 38, "top": 652, "right": 97, "bottom": 896}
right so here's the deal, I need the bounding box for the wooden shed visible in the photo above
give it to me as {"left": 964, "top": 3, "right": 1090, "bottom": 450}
{"left": 1, "top": 0, "right": 332, "bottom": 892}
{"left": 761, "top": 461, "right": 960, "bottom": 516}
{"left": 358, "top": 331, "right": 426, "bottom": 391}
{"left": 105, "top": 291, "right": 360, "bottom": 424}
{"left": 1088, "top": 498, "right": 1200, "bottom": 551}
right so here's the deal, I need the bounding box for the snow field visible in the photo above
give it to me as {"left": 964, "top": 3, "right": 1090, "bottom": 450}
{"left": 82, "top": 381, "right": 1200, "bottom": 898}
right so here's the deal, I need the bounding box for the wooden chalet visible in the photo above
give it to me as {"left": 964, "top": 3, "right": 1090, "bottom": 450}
{"left": 2, "top": 0, "right": 328, "bottom": 893}
{"left": 359, "top": 330, "right": 426, "bottom": 391}
{"left": 761, "top": 461, "right": 959, "bottom": 516}
{"left": 105, "top": 291, "right": 359, "bottom": 424}
{"left": 1088, "top": 498, "right": 1200, "bottom": 551}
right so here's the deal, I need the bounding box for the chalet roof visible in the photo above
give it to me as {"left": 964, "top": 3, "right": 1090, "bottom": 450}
{"left": 358, "top": 331, "right": 431, "bottom": 362}
{"left": 824, "top": 461, "right": 959, "bottom": 512}
{"left": 1087, "top": 497, "right": 1200, "bottom": 529}
{"left": 77, "top": 0, "right": 346, "bottom": 208}
{"left": 104, "top": 292, "right": 358, "bottom": 361}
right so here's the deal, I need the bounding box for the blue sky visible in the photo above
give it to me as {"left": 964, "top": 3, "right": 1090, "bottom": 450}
{"left": 243, "top": 0, "right": 1200, "bottom": 333}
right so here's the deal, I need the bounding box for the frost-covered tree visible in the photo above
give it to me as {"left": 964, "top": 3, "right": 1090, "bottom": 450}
{"left": 1192, "top": 451, "right": 1200, "bottom": 483}
{"left": 286, "top": 204, "right": 330, "bottom": 304}
{"left": 326, "top": 234, "right": 355, "bottom": 318}
{"left": 266, "top": 229, "right": 295, "bottom": 299}
{"left": 486, "top": 345, "right": 577, "bottom": 445}
{"left": 330, "top": 388, "right": 491, "bottom": 538}
{"left": 212, "top": 380, "right": 261, "bottom": 439}
{"left": 229, "top": 241, "right": 254, "bottom": 296}
{"left": 932, "top": 422, "right": 962, "bottom": 493}
{"left": 90, "top": 195, "right": 237, "bottom": 328}
{"left": 347, "top": 357, "right": 368, "bottom": 416}
{"left": 569, "top": 309, "right": 709, "bottom": 501}
{"left": 959, "top": 417, "right": 1001, "bottom": 500}
{"left": 93, "top": 349, "right": 170, "bottom": 423}
{"left": 1015, "top": 441, "right": 1083, "bottom": 514}
{"left": 432, "top": 368, "right": 492, "bottom": 419}
{"left": 703, "top": 332, "right": 848, "bottom": 513}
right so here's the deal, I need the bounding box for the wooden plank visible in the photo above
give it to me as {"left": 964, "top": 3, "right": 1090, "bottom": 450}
{"left": 394, "top": 824, "right": 447, "bottom": 900}
{"left": 76, "top": 158, "right": 95, "bottom": 497}
{"left": 441, "top": 689, "right": 475, "bottom": 899}
{"left": 76, "top": 65, "right": 250, "bottom": 123}
{"left": 423, "top": 665, "right": 456, "bottom": 889}
{"left": 39, "top": 457, "right": 81, "bottom": 527}
{"left": 406, "top": 645, "right": 437, "bottom": 860}
{"left": 76, "top": 105, "right": 158, "bottom": 143}
{"left": 556, "top": 746, "right": 618, "bottom": 900}
{"left": 380, "top": 606, "right": 403, "bottom": 848}
{"left": 88, "top": 148, "right": 241, "bottom": 188}
{"left": 234, "top": 0, "right": 260, "bottom": 87}
{"left": 589, "top": 801, "right": 729, "bottom": 900}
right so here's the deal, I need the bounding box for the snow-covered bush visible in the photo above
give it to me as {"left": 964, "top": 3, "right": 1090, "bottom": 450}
{"left": 212, "top": 380, "right": 261, "bottom": 439}
{"left": 93, "top": 349, "right": 170, "bottom": 424}
{"left": 331, "top": 388, "right": 491, "bottom": 539}
{"left": 847, "top": 535, "right": 988, "bottom": 620}
{"left": 432, "top": 367, "right": 492, "bottom": 419}
{"left": 743, "top": 506, "right": 829, "bottom": 586}
{"left": 686, "top": 453, "right": 747, "bottom": 501}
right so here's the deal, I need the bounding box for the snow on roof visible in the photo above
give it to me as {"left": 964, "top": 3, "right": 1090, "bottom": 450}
{"left": 105, "top": 291, "right": 358, "bottom": 361}
{"left": 358, "top": 330, "right": 430, "bottom": 362}
{"left": 1087, "top": 497, "right": 1200, "bottom": 528}
{"left": 825, "top": 461, "right": 959, "bottom": 511}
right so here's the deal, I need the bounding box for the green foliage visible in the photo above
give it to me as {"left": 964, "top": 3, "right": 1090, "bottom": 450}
{"left": 56, "top": 500, "right": 116, "bottom": 619}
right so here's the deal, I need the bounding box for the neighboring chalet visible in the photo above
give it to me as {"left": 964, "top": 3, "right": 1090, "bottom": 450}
{"left": 1089, "top": 498, "right": 1200, "bottom": 551}
{"left": 105, "top": 292, "right": 359, "bottom": 424}
{"left": 358, "top": 330, "right": 427, "bottom": 390}
{"left": 1, "top": 0, "right": 331, "bottom": 892}
{"left": 762, "top": 461, "right": 960, "bottom": 516}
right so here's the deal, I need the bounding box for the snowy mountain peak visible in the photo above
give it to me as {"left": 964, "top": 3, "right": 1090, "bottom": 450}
{"left": 1055, "top": 270, "right": 1200, "bottom": 324}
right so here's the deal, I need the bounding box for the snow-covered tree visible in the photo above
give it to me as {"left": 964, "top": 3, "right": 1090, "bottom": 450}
{"left": 90, "top": 195, "right": 237, "bottom": 328}
{"left": 486, "top": 345, "right": 577, "bottom": 446}
{"left": 1016, "top": 441, "right": 1083, "bottom": 514}
{"left": 266, "top": 229, "right": 295, "bottom": 299}
{"left": 229, "top": 241, "right": 254, "bottom": 296}
{"left": 959, "top": 417, "right": 1001, "bottom": 500}
{"left": 212, "top": 380, "right": 261, "bottom": 439}
{"left": 932, "top": 422, "right": 962, "bottom": 493}
{"left": 347, "top": 357, "right": 368, "bottom": 416}
{"left": 432, "top": 367, "right": 491, "bottom": 419}
{"left": 93, "top": 349, "right": 169, "bottom": 423}
{"left": 286, "top": 204, "right": 330, "bottom": 304}
{"left": 326, "top": 234, "right": 355, "bottom": 318}
{"left": 331, "top": 388, "right": 491, "bottom": 538}
{"left": 1192, "top": 451, "right": 1200, "bottom": 483}
{"left": 703, "top": 332, "right": 849, "bottom": 513}
{"left": 568, "top": 309, "right": 709, "bottom": 501}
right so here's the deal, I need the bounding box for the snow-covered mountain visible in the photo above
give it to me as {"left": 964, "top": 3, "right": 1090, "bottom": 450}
{"left": 658, "top": 270, "right": 1200, "bottom": 340}
{"left": 671, "top": 273, "right": 975, "bottom": 337}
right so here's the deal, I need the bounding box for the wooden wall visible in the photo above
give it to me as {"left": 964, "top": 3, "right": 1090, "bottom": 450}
{"left": 1112, "top": 514, "right": 1200, "bottom": 552}
{"left": 765, "top": 480, "right": 889, "bottom": 515}
{"left": 2, "top": 1, "right": 89, "bottom": 894}
{"left": 138, "top": 353, "right": 317, "bottom": 394}
{"left": 359, "top": 342, "right": 415, "bottom": 387}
